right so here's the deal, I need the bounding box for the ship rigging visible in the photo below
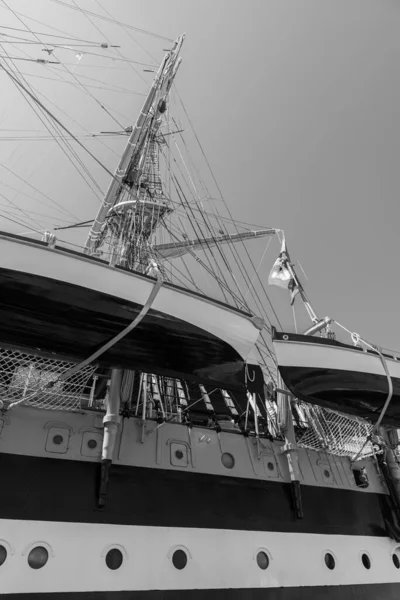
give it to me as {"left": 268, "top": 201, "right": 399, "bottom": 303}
{"left": 1, "top": 5, "right": 400, "bottom": 598}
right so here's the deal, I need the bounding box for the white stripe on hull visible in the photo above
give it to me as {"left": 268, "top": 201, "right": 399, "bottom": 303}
{"left": 1, "top": 519, "right": 399, "bottom": 593}
{"left": 274, "top": 339, "right": 400, "bottom": 379}
{"left": 0, "top": 234, "right": 260, "bottom": 362}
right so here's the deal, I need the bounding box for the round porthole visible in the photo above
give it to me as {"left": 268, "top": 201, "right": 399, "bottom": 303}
{"left": 105, "top": 548, "right": 123, "bottom": 570}
{"left": 87, "top": 439, "right": 98, "bottom": 449}
{"left": 324, "top": 552, "right": 335, "bottom": 570}
{"left": 267, "top": 461, "right": 274, "bottom": 471}
{"left": 361, "top": 553, "right": 371, "bottom": 569}
{"left": 323, "top": 469, "right": 331, "bottom": 478}
{"left": 175, "top": 449, "right": 184, "bottom": 460}
{"left": 0, "top": 545, "right": 7, "bottom": 567}
{"left": 28, "top": 546, "right": 49, "bottom": 569}
{"left": 256, "top": 551, "right": 269, "bottom": 570}
{"left": 393, "top": 553, "right": 400, "bottom": 569}
{"left": 172, "top": 549, "right": 187, "bottom": 570}
{"left": 221, "top": 452, "right": 235, "bottom": 469}
{"left": 52, "top": 435, "right": 63, "bottom": 445}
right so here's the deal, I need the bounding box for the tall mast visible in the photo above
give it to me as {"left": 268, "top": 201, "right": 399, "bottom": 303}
{"left": 84, "top": 34, "right": 185, "bottom": 271}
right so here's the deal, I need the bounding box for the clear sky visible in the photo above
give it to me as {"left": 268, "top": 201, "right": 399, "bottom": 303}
{"left": 0, "top": 0, "right": 399, "bottom": 350}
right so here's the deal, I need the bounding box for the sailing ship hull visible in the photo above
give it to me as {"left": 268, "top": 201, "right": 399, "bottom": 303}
{"left": 1, "top": 405, "right": 400, "bottom": 599}
{"left": 0, "top": 232, "right": 263, "bottom": 391}
{"left": 272, "top": 330, "right": 400, "bottom": 426}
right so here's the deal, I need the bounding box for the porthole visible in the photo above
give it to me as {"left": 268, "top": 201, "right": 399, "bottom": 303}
{"left": 105, "top": 548, "right": 123, "bottom": 570}
{"left": 324, "top": 552, "right": 335, "bottom": 570}
{"left": 175, "top": 449, "right": 184, "bottom": 460}
{"left": 361, "top": 553, "right": 371, "bottom": 569}
{"left": 28, "top": 546, "right": 48, "bottom": 569}
{"left": 323, "top": 469, "right": 331, "bottom": 479}
{"left": 256, "top": 551, "right": 269, "bottom": 570}
{"left": 221, "top": 452, "right": 235, "bottom": 469}
{"left": 87, "top": 439, "right": 98, "bottom": 449}
{"left": 0, "top": 545, "right": 7, "bottom": 567}
{"left": 52, "top": 435, "right": 63, "bottom": 445}
{"left": 267, "top": 461, "right": 274, "bottom": 471}
{"left": 172, "top": 549, "right": 187, "bottom": 570}
{"left": 393, "top": 553, "right": 400, "bottom": 569}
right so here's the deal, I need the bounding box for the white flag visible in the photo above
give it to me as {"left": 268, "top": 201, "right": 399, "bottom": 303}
{"left": 268, "top": 237, "right": 291, "bottom": 288}
{"left": 268, "top": 256, "right": 292, "bottom": 288}
{"left": 268, "top": 236, "right": 300, "bottom": 304}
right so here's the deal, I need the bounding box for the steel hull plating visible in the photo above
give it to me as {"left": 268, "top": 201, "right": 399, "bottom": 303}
{"left": 1, "top": 403, "right": 400, "bottom": 598}
{"left": 0, "top": 453, "right": 389, "bottom": 535}
{"left": 1, "top": 454, "right": 400, "bottom": 598}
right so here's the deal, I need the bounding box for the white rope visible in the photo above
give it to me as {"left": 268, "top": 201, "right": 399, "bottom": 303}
{"left": 243, "top": 236, "right": 273, "bottom": 300}
{"left": 59, "top": 277, "right": 163, "bottom": 380}
{"left": 374, "top": 352, "right": 394, "bottom": 432}
{"left": 292, "top": 303, "right": 298, "bottom": 334}
{"left": 335, "top": 321, "right": 394, "bottom": 456}
{"left": 7, "top": 278, "right": 163, "bottom": 410}
{"left": 7, "top": 386, "right": 53, "bottom": 410}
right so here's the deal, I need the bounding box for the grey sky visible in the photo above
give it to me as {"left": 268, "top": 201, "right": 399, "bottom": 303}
{"left": 0, "top": 0, "right": 399, "bottom": 348}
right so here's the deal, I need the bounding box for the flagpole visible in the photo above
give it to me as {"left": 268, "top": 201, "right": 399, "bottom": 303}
{"left": 268, "top": 230, "right": 320, "bottom": 325}
{"left": 276, "top": 231, "right": 319, "bottom": 323}
{"left": 285, "top": 257, "right": 334, "bottom": 336}
{"left": 284, "top": 255, "right": 319, "bottom": 323}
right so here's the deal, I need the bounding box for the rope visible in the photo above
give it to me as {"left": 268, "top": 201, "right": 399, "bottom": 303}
{"left": 245, "top": 361, "right": 256, "bottom": 383}
{"left": 7, "top": 386, "right": 53, "bottom": 410}
{"left": 60, "top": 278, "right": 162, "bottom": 380}
{"left": 335, "top": 321, "right": 394, "bottom": 459}
{"left": 6, "top": 278, "right": 162, "bottom": 410}
{"left": 292, "top": 303, "right": 298, "bottom": 334}
{"left": 120, "top": 369, "right": 135, "bottom": 404}
{"left": 374, "top": 351, "right": 394, "bottom": 431}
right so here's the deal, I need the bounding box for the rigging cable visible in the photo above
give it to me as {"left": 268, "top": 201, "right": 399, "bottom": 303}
{"left": 45, "top": 0, "right": 173, "bottom": 42}
{"left": 94, "top": 0, "right": 158, "bottom": 66}
{"left": 20, "top": 69, "right": 145, "bottom": 96}
{"left": 0, "top": 55, "right": 96, "bottom": 217}
{"left": 162, "top": 220, "right": 257, "bottom": 311}
{"left": 171, "top": 137, "right": 276, "bottom": 337}
{"left": 0, "top": 210, "right": 43, "bottom": 234}
{"left": 176, "top": 89, "right": 283, "bottom": 329}
{"left": 162, "top": 134, "right": 277, "bottom": 371}
{"left": 171, "top": 173, "right": 232, "bottom": 304}
{"left": 173, "top": 135, "right": 246, "bottom": 302}
{"left": 161, "top": 143, "right": 235, "bottom": 304}
{"left": 0, "top": 24, "right": 117, "bottom": 45}
{"left": 0, "top": 27, "right": 105, "bottom": 200}
{"left": 69, "top": 0, "right": 149, "bottom": 88}
{"left": 2, "top": 0, "right": 136, "bottom": 130}
{"left": 20, "top": 20, "right": 126, "bottom": 132}
{"left": 0, "top": 189, "right": 48, "bottom": 231}
{"left": 171, "top": 114, "right": 278, "bottom": 331}
{"left": 0, "top": 166, "right": 78, "bottom": 221}
{"left": 0, "top": 59, "right": 132, "bottom": 193}
{"left": 169, "top": 120, "right": 278, "bottom": 373}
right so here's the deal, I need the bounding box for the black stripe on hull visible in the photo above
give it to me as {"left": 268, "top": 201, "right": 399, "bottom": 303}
{"left": 5, "top": 585, "right": 400, "bottom": 600}
{"left": 0, "top": 268, "right": 248, "bottom": 391}
{"left": 278, "top": 365, "right": 400, "bottom": 426}
{"left": 0, "top": 453, "right": 388, "bottom": 536}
